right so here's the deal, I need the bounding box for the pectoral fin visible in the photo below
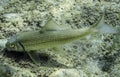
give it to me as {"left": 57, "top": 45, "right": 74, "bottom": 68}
{"left": 27, "top": 51, "right": 41, "bottom": 66}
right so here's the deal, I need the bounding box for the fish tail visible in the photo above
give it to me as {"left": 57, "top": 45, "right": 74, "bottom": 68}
{"left": 92, "top": 14, "right": 117, "bottom": 34}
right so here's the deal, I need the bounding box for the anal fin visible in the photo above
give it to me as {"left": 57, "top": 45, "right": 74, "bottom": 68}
{"left": 52, "top": 46, "right": 68, "bottom": 58}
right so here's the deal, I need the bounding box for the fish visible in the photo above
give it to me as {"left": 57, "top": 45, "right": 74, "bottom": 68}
{"left": 3, "top": 20, "right": 97, "bottom": 52}
{"left": 0, "top": 14, "right": 117, "bottom": 65}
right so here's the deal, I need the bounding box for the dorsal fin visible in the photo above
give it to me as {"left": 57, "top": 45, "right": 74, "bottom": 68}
{"left": 43, "top": 19, "right": 62, "bottom": 31}
{"left": 42, "top": 19, "right": 71, "bottom": 31}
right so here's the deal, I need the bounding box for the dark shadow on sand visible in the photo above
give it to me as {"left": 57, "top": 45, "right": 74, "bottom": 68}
{"left": 3, "top": 49, "right": 72, "bottom": 69}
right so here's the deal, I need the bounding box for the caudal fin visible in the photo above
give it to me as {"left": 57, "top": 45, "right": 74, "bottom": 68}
{"left": 94, "top": 14, "right": 117, "bottom": 34}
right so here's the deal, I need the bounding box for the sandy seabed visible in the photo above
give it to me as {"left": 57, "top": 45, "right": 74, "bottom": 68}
{"left": 0, "top": 0, "right": 120, "bottom": 77}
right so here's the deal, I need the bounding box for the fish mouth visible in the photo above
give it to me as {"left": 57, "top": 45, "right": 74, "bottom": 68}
{"left": 0, "top": 39, "right": 7, "bottom": 49}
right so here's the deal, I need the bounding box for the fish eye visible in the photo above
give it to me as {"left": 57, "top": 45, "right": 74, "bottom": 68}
{"left": 9, "top": 44, "right": 15, "bottom": 48}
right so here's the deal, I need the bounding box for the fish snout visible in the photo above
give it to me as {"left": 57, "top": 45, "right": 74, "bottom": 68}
{"left": 0, "top": 39, "right": 7, "bottom": 49}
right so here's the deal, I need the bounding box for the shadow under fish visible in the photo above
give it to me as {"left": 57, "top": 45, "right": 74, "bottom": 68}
{"left": 3, "top": 49, "right": 70, "bottom": 68}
